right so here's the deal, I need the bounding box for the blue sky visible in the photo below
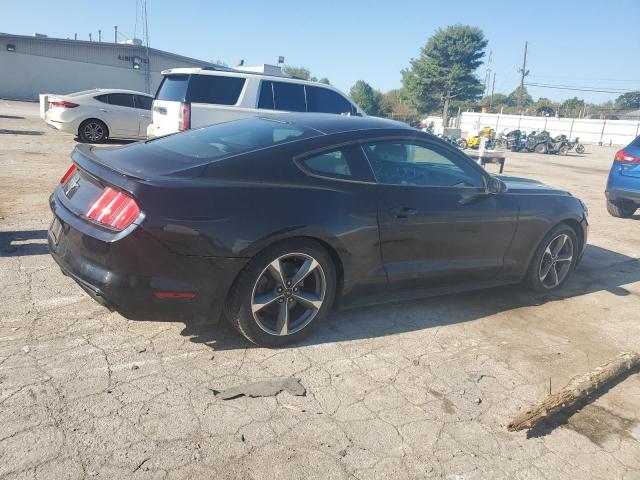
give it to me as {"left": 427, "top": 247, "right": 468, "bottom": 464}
{"left": 4, "top": 0, "right": 639, "bottom": 103}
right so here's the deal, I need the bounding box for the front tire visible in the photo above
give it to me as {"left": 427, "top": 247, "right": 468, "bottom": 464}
{"left": 226, "top": 239, "right": 337, "bottom": 347}
{"left": 576, "top": 144, "right": 585, "bottom": 154}
{"left": 78, "top": 119, "right": 108, "bottom": 143}
{"left": 534, "top": 143, "right": 547, "bottom": 154}
{"left": 525, "top": 224, "right": 578, "bottom": 293}
{"left": 607, "top": 199, "right": 637, "bottom": 218}
{"left": 456, "top": 138, "right": 468, "bottom": 149}
{"left": 558, "top": 145, "right": 570, "bottom": 155}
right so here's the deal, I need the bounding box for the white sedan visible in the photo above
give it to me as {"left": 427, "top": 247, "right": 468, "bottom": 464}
{"left": 40, "top": 89, "right": 153, "bottom": 143}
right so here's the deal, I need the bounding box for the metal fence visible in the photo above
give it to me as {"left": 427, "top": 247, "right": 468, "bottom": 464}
{"left": 457, "top": 113, "right": 640, "bottom": 146}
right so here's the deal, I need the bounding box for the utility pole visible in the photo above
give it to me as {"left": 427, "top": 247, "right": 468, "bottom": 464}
{"left": 74, "top": 33, "right": 77, "bottom": 40}
{"left": 484, "top": 51, "right": 493, "bottom": 98}
{"left": 89, "top": 33, "right": 92, "bottom": 42}
{"left": 114, "top": 26, "right": 118, "bottom": 43}
{"left": 517, "top": 41, "right": 530, "bottom": 112}
{"left": 98, "top": 30, "right": 102, "bottom": 42}
{"left": 489, "top": 73, "right": 496, "bottom": 110}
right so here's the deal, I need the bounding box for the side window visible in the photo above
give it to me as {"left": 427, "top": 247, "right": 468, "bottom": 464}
{"left": 108, "top": 93, "right": 135, "bottom": 108}
{"left": 272, "top": 82, "right": 306, "bottom": 112}
{"left": 95, "top": 94, "right": 110, "bottom": 104}
{"left": 135, "top": 95, "right": 153, "bottom": 110}
{"left": 186, "top": 75, "right": 246, "bottom": 105}
{"left": 306, "top": 86, "right": 353, "bottom": 114}
{"left": 257, "top": 81, "right": 274, "bottom": 109}
{"left": 362, "top": 141, "right": 482, "bottom": 188}
{"left": 299, "top": 146, "right": 375, "bottom": 182}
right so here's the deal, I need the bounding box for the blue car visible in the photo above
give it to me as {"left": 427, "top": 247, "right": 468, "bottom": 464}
{"left": 606, "top": 136, "right": 640, "bottom": 218}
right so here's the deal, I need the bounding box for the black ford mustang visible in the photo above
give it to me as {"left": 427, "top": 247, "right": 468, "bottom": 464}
{"left": 49, "top": 114, "right": 588, "bottom": 346}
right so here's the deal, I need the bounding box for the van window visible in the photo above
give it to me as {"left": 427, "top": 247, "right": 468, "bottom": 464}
{"left": 156, "top": 75, "right": 189, "bottom": 101}
{"left": 257, "top": 81, "right": 275, "bottom": 109}
{"left": 272, "top": 82, "right": 306, "bottom": 112}
{"left": 306, "top": 86, "right": 353, "bottom": 114}
{"left": 187, "top": 75, "right": 246, "bottom": 105}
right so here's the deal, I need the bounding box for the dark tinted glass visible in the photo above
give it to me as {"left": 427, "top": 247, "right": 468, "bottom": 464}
{"left": 306, "top": 86, "right": 353, "bottom": 114}
{"left": 186, "top": 75, "right": 246, "bottom": 105}
{"left": 300, "top": 146, "right": 375, "bottom": 182}
{"left": 95, "top": 94, "right": 109, "bottom": 104}
{"left": 149, "top": 118, "right": 320, "bottom": 161}
{"left": 273, "top": 82, "right": 306, "bottom": 112}
{"left": 108, "top": 93, "right": 135, "bottom": 108}
{"left": 363, "top": 141, "right": 482, "bottom": 187}
{"left": 135, "top": 95, "right": 153, "bottom": 110}
{"left": 156, "top": 75, "right": 189, "bottom": 101}
{"left": 257, "top": 81, "right": 275, "bottom": 109}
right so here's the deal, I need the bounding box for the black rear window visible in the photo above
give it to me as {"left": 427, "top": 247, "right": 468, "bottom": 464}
{"left": 156, "top": 75, "right": 189, "bottom": 101}
{"left": 186, "top": 75, "right": 246, "bottom": 105}
{"left": 148, "top": 118, "right": 320, "bottom": 161}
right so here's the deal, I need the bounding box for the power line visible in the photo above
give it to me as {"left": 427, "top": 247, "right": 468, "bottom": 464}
{"left": 529, "top": 74, "right": 639, "bottom": 83}
{"left": 525, "top": 82, "right": 638, "bottom": 94}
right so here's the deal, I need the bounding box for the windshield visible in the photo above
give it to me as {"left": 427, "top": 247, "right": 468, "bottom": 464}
{"left": 148, "top": 118, "right": 321, "bottom": 161}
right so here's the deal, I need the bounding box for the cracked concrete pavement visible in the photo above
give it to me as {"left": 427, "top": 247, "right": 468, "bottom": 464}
{"left": 1, "top": 100, "right": 639, "bottom": 479}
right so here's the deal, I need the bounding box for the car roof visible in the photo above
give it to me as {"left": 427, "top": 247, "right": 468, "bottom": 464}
{"left": 80, "top": 88, "right": 153, "bottom": 97}
{"left": 161, "top": 67, "right": 340, "bottom": 88}
{"left": 257, "top": 112, "right": 415, "bottom": 135}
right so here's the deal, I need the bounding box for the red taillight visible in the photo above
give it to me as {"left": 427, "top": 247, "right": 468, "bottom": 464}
{"left": 59, "top": 164, "right": 77, "bottom": 184}
{"left": 50, "top": 100, "right": 79, "bottom": 108}
{"left": 615, "top": 149, "right": 640, "bottom": 164}
{"left": 179, "top": 102, "right": 191, "bottom": 131}
{"left": 84, "top": 187, "right": 141, "bottom": 231}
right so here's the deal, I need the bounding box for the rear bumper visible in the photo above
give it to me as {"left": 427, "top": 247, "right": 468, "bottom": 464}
{"left": 48, "top": 193, "right": 248, "bottom": 323}
{"left": 606, "top": 187, "right": 640, "bottom": 204}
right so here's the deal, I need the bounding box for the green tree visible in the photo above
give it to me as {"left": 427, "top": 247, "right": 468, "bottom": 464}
{"left": 349, "top": 80, "right": 381, "bottom": 115}
{"left": 560, "top": 97, "right": 585, "bottom": 118}
{"left": 615, "top": 91, "right": 640, "bottom": 110}
{"left": 317, "top": 77, "right": 331, "bottom": 85}
{"left": 506, "top": 86, "right": 533, "bottom": 108}
{"left": 282, "top": 65, "right": 312, "bottom": 80}
{"left": 378, "top": 89, "right": 420, "bottom": 124}
{"left": 401, "top": 25, "right": 487, "bottom": 127}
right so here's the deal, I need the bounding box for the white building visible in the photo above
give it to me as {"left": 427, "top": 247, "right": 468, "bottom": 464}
{"left": 0, "top": 32, "right": 214, "bottom": 100}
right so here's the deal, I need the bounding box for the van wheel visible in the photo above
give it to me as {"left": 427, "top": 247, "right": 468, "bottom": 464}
{"left": 79, "top": 119, "right": 108, "bottom": 143}
{"left": 607, "top": 200, "right": 637, "bottom": 218}
{"left": 226, "top": 239, "right": 337, "bottom": 347}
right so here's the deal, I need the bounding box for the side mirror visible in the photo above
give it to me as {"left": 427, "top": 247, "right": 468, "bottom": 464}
{"left": 486, "top": 176, "right": 507, "bottom": 194}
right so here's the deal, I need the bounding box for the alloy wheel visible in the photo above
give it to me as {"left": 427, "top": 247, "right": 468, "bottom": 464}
{"left": 83, "top": 122, "right": 105, "bottom": 142}
{"left": 538, "top": 234, "right": 574, "bottom": 289}
{"left": 251, "top": 253, "right": 326, "bottom": 336}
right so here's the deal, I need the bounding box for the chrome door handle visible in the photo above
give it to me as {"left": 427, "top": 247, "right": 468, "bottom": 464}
{"left": 100, "top": 108, "right": 109, "bottom": 112}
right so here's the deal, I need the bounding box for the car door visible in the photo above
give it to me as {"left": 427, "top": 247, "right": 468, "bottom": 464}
{"left": 134, "top": 95, "right": 153, "bottom": 137}
{"left": 100, "top": 93, "right": 139, "bottom": 137}
{"left": 362, "top": 139, "right": 519, "bottom": 291}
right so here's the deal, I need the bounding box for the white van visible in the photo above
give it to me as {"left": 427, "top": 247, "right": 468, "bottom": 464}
{"left": 147, "top": 67, "right": 364, "bottom": 138}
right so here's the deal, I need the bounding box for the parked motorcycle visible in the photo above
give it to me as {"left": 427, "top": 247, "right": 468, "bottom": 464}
{"left": 504, "top": 130, "right": 528, "bottom": 152}
{"left": 530, "top": 133, "right": 571, "bottom": 155}
{"left": 567, "top": 137, "right": 586, "bottom": 154}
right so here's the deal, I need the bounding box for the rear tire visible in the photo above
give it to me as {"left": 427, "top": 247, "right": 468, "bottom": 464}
{"left": 534, "top": 143, "right": 547, "bottom": 154}
{"left": 575, "top": 144, "right": 585, "bottom": 154}
{"left": 558, "top": 145, "right": 570, "bottom": 155}
{"left": 226, "top": 239, "right": 337, "bottom": 347}
{"left": 525, "top": 224, "right": 579, "bottom": 293}
{"left": 607, "top": 199, "right": 637, "bottom": 218}
{"left": 456, "top": 138, "right": 468, "bottom": 149}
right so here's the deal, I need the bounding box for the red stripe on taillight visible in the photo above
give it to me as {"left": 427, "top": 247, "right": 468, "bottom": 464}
{"left": 84, "top": 187, "right": 141, "bottom": 231}
{"left": 179, "top": 102, "right": 191, "bottom": 131}
{"left": 615, "top": 149, "right": 640, "bottom": 164}
{"left": 59, "top": 164, "right": 77, "bottom": 184}
{"left": 50, "top": 100, "right": 79, "bottom": 108}
{"left": 153, "top": 291, "right": 196, "bottom": 299}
